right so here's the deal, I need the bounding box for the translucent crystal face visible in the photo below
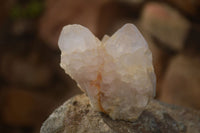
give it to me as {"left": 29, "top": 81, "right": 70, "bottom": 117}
{"left": 59, "top": 24, "right": 156, "bottom": 121}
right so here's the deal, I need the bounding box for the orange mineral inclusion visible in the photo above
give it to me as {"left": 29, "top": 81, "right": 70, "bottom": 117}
{"left": 90, "top": 72, "right": 106, "bottom": 113}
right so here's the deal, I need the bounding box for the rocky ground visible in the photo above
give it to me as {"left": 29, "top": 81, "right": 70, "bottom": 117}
{"left": 0, "top": 0, "right": 200, "bottom": 133}
{"left": 41, "top": 94, "right": 200, "bottom": 133}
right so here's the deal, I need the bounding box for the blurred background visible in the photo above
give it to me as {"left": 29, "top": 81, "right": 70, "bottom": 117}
{"left": 0, "top": 0, "right": 200, "bottom": 132}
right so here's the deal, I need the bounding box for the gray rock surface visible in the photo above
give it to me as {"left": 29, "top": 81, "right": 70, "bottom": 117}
{"left": 41, "top": 94, "right": 200, "bottom": 133}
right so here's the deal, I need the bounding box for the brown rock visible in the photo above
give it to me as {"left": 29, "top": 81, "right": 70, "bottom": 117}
{"left": 159, "top": 54, "right": 200, "bottom": 110}
{"left": 41, "top": 94, "right": 200, "bottom": 133}
{"left": 39, "top": 0, "right": 109, "bottom": 49}
{"left": 0, "top": 52, "right": 52, "bottom": 87}
{"left": 141, "top": 2, "right": 190, "bottom": 52}
{"left": 184, "top": 24, "right": 200, "bottom": 55}
{"left": 0, "top": 89, "right": 56, "bottom": 127}
{"left": 0, "top": 0, "right": 16, "bottom": 27}
{"left": 140, "top": 30, "right": 172, "bottom": 98}
{"left": 166, "top": 0, "right": 200, "bottom": 17}
{"left": 117, "top": 0, "right": 144, "bottom": 5}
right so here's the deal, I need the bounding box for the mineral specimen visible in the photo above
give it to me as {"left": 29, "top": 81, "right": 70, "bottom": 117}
{"left": 58, "top": 23, "right": 156, "bottom": 121}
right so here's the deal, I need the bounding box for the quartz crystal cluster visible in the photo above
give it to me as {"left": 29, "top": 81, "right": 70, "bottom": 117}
{"left": 58, "top": 24, "right": 156, "bottom": 121}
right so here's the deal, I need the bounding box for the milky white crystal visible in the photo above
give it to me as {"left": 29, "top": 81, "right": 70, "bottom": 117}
{"left": 58, "top": 24, "right": 156, "bottom": 121}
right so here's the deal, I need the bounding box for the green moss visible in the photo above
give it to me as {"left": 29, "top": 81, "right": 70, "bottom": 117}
{"left": 10, "top": 0, "right": 44, "bottom": 19}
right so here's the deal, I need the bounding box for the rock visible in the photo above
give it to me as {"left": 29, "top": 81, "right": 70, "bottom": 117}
{"left": 39, "top": 0, "right": 109, "bottom": 49}
{"left": 59, "top": 24, "right": 156, "bottom": 121}
{"left": 0, "top": 0, "right": 16, "bottom": 27}
{"left": 159, "top": 54, "right": 200, "bottom": 110}
{"left": 117, "top": 0, "right": 144, "bottom": 5}
{"left": 166, "top": 0, "right": 200, "bottom": 17}
{"left": 41, "top": 94, "right": 200, "bottom": 133}
{"left": 11, "top": 19, "right": 35, "bottom": 36}
{"left": 140, "top": 29, "right": 172, "bottom": 98}
{"left": 0, "top": 52, "right": 52, "bottom": 87}
{"left": 96, "top": 1, "right": 145, "bottom": 39}
{"left": 140, "top": 2, "right": 190, "bottom": 52}
{"left": 184, "top": 24, "right": 200, "bottom": 54}
{"left": 0, "top": 89, "right": 56, "bottom": 128}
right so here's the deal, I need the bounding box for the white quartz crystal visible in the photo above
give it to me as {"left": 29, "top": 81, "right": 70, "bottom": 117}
{"left": 58, "top": 24, "right": 156, "bottom": 121}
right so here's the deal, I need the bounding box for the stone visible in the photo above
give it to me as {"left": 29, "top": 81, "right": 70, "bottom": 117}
{"left": 0, "top": 0, "right": 15, "bottom": 27}
{"left": 140, "top": 29, "right": 172, "bottom": 98}
{"left": 159, "top": 54, "right": 200, "bottom": 110}
{"left": 140, "top": 2, "right": 190, "bottom": 52}
{"left": 0, "top": 89, "right": 56, "bottom": 128}
{"left": 117, "top": 0, "right": 144, "bottom": 5}
{"left": 0, "top": 51, "right": 52, "bottom": 87}
{"left": 39, "top": 0, "right": 109, "bottom": 49}
{"left": 59, "top": 24, "right": 156, "bottom": 121}
{"left": 40, "top": 94, "right": 200, "bottom": 133}
{"left": 166, "top": 0, "right": 200, "bottom": 17}
{"left": 184, "top": 24, "right": 200, "bottom": 54}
